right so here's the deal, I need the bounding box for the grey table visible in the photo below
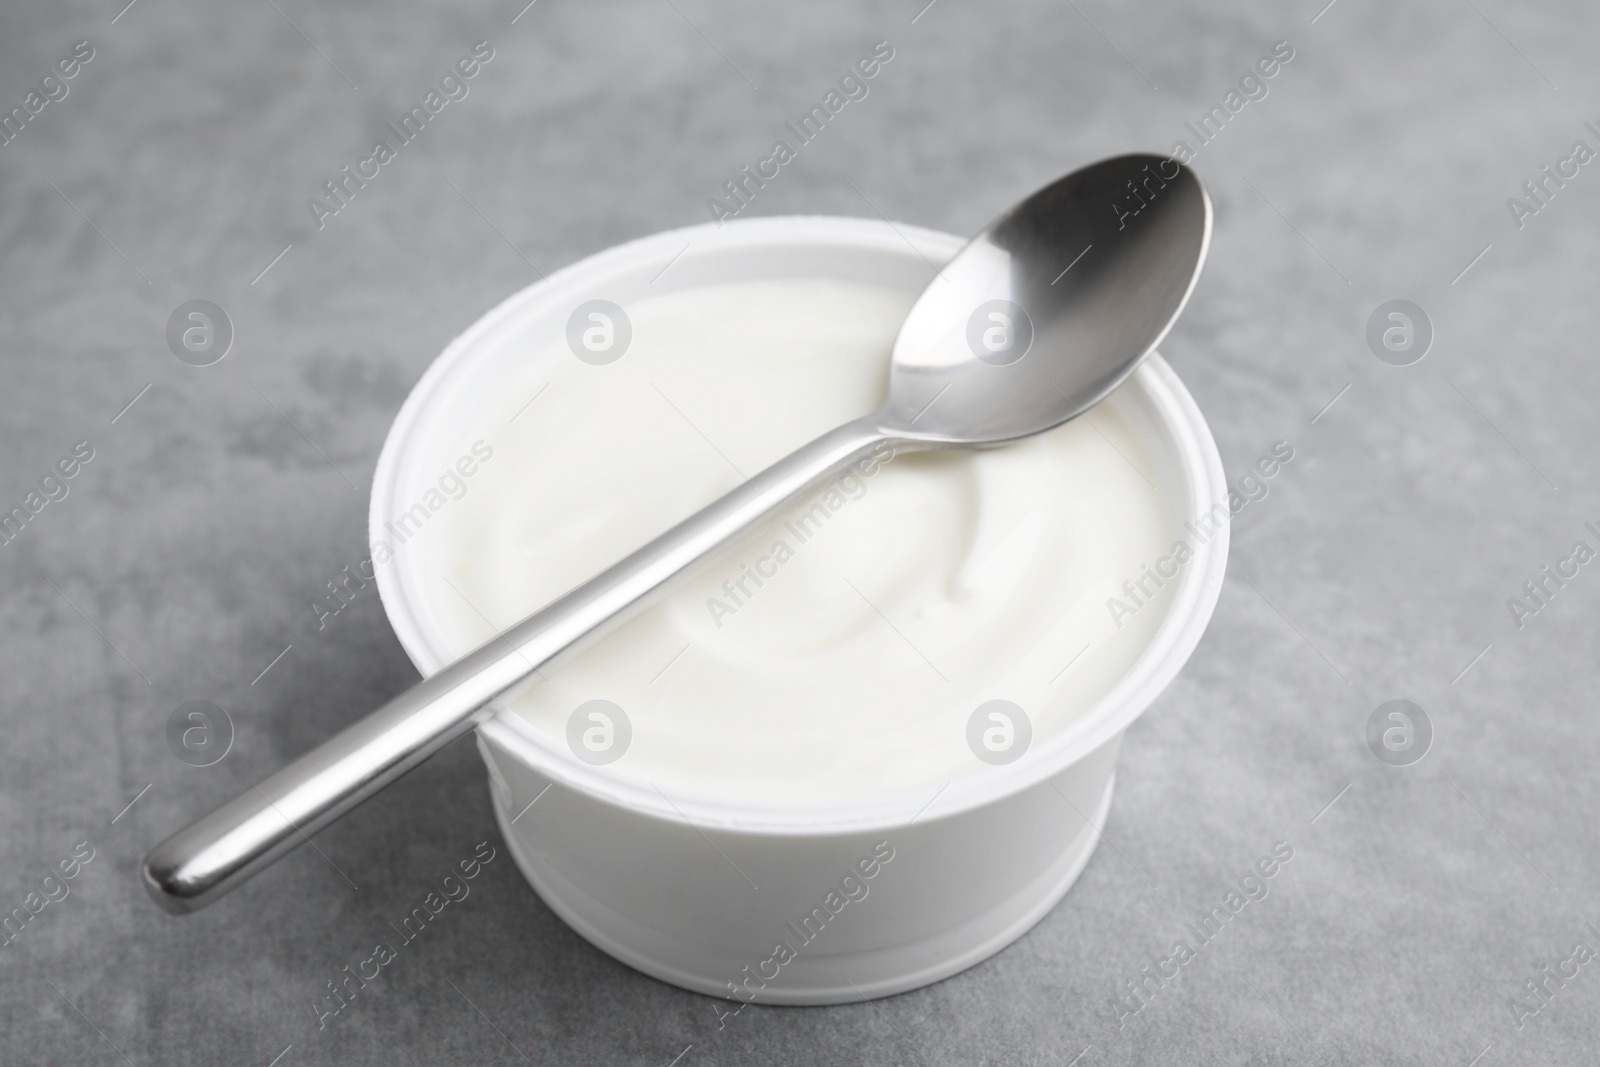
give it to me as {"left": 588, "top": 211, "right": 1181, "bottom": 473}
{"left": 2, "top": 0, "right": 1597, "bottom": 1063}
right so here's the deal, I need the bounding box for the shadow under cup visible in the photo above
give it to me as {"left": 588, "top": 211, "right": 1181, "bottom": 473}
{"left": 368, "top": 216, "right": 1228, "bottom": 1004}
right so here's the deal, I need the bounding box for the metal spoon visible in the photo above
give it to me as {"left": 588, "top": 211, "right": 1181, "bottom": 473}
{"left": 143, "top": 153, "right": 1211, "bottom": 914}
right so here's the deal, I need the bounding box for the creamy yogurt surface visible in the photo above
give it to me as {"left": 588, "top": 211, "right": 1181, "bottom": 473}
{"left": 427, "top": 278, "right": 1175, "bottom": 804}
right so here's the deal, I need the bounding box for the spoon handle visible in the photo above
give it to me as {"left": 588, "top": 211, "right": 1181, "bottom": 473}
{"left": 143, "top": 416, "right": 891, "bottom": 914}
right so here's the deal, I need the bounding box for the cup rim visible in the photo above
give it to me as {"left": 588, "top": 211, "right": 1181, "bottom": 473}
{"left": 371, "top": 214, "right": 1228, "bottom": 836}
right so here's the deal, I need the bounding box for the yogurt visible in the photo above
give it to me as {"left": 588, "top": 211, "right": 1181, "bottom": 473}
{"left": 428, "top": 278, "right": 1175, "bottom": 804}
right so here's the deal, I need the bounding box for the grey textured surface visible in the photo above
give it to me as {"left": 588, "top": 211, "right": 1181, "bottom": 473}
{"left": 2, "top": 0, "right": 1597, "bottom": 1063}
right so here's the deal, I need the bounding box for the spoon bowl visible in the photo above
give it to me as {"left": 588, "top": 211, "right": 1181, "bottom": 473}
{"left": 880, "top": 153, "right": 1210, "bottom": 444}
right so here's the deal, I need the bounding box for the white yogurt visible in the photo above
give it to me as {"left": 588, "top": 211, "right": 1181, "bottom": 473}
{"left": 428, "top": 278, "right": 1174, "bottom": 803}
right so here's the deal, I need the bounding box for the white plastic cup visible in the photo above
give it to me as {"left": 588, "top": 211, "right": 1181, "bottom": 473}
{"left": 369, "top": 216, "right": 1228, "bottom": 1004}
